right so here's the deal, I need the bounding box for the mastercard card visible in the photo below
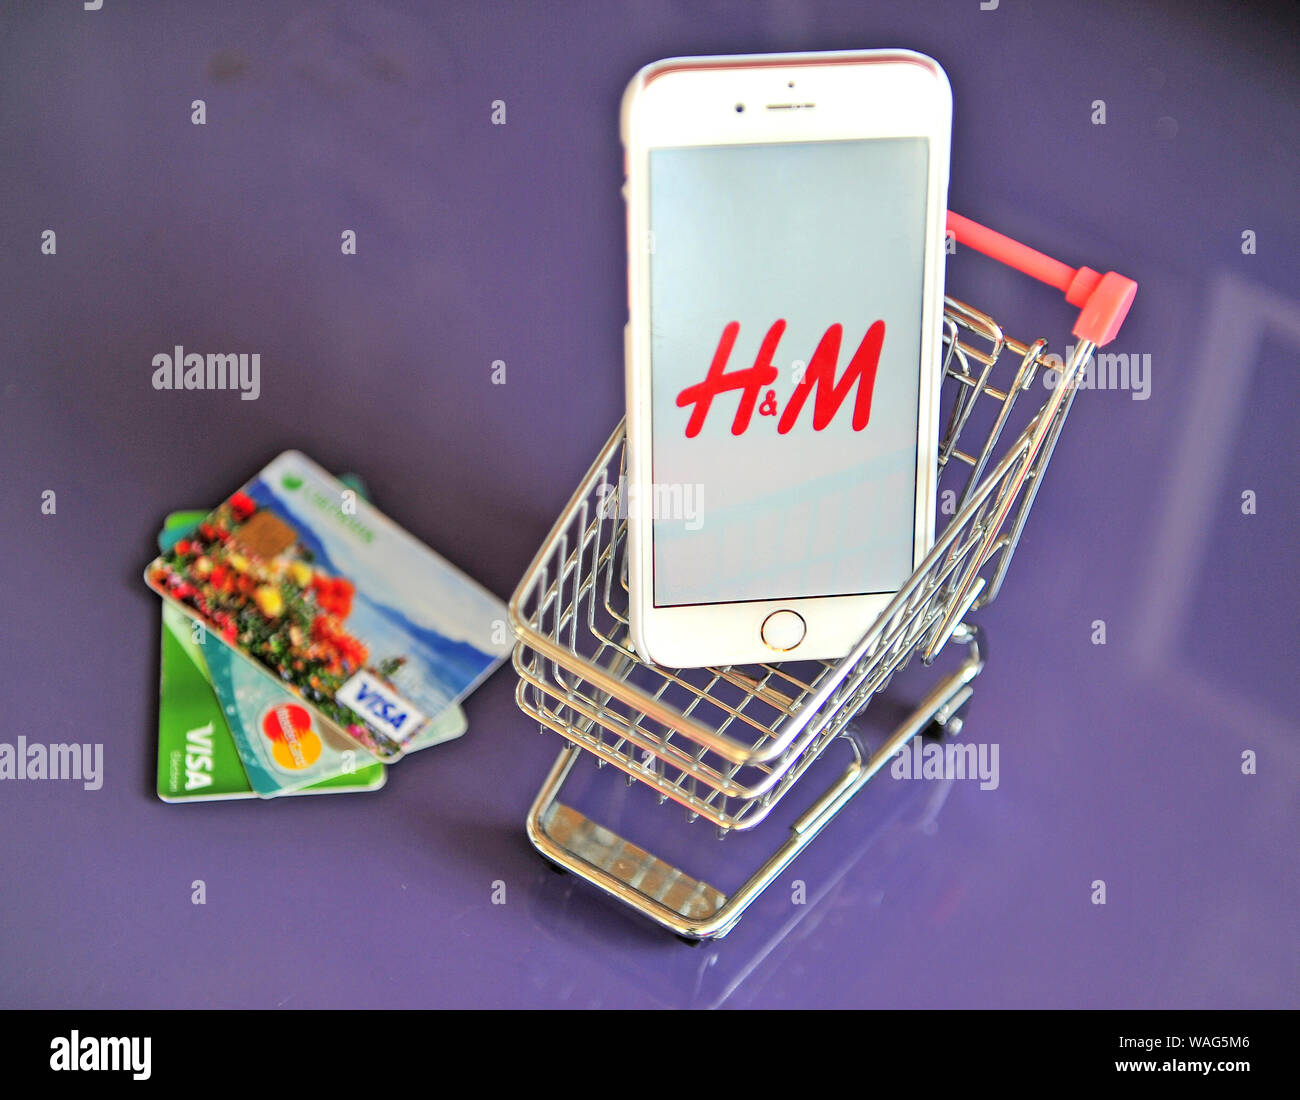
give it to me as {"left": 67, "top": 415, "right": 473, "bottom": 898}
{"left": 144, "top": 452, "right": 509, "bottom": 760}
{"left": 203, "top": 632, "right": 442, "bottom": 797}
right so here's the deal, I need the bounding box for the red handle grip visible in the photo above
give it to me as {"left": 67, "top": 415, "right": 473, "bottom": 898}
{"left": 946, "top": 211, "right": 1137, "bottom": 346}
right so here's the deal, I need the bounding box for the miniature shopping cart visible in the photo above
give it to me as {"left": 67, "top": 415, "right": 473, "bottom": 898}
{"left": 508, "top": 213, "right": 1137, "bottom": 940}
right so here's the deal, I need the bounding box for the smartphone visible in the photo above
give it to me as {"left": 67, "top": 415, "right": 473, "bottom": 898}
{"left": 621, "top": 49, "right": 952, "bottom": 669}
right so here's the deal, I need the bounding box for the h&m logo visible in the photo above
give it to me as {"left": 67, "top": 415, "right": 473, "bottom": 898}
{"left": 676, "top": 319, "right": 884, "bottom": 437}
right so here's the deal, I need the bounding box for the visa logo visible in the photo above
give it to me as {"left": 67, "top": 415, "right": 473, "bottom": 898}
{"left": 356, "top": 684, "right": 407, "bottom": 726}
{"left": 184, "top": 722, "right": 215, "bottom": 790}
{"left": 336, "top": 671, "right": 426, "bottom": 742}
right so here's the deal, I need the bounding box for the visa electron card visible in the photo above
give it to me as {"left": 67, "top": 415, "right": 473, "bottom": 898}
{"left": 145, "top": 452, "right": 510, "bottom": 760}
{"left": 157, "top": 601, "right": 387, "bottom": 801}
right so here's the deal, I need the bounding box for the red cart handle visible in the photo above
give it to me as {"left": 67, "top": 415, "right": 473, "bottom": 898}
{"left": 946, "top": 211, "right": 1138, "bottom": 347}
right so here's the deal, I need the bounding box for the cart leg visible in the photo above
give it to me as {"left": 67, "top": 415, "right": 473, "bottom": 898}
{"left": 526, "top": 624, "right": 985, "bottom": 941}
{"left": 922, "top": 623, "right": 984, "bottom": 739}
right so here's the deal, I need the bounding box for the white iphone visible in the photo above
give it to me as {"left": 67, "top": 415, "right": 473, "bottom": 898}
{"left": 622, "top": 49, "right": 952, "bottom": 669}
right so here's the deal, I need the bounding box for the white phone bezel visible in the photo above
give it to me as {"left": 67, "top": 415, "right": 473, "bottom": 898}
{"left": 621, "top": 50, "right": 952, "bottom": 668}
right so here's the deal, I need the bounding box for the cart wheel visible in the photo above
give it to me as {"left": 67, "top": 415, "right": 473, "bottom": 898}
{"left": 922, "top": 700, "right": 970, "bottom": 741}
{"left": 675, "top": 933, "right": 703, "bottom": 947}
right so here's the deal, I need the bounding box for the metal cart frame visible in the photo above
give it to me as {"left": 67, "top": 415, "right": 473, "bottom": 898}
{"left": 508, "top": 212, "right": 1137, "bottom": 940}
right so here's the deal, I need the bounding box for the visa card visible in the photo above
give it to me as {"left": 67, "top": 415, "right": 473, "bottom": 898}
{"left": 145, "top": 452, "right": 510, "bottom": 760}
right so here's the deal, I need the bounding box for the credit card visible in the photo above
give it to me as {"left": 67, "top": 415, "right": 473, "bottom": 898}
{"left": 145, "top": 452, "right": 510, "bottom": 760}
{"left": 157, "top": 602, "right": 387, "bottom": 801}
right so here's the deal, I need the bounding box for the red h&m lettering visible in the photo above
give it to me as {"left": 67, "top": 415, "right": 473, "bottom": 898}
{"left": 676, "top": 320, "right": 884, "bottom": 437}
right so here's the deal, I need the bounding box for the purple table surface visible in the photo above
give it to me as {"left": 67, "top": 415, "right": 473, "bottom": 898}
{"left": 1, "top": 0, "right": 1295, "bottom": 1009}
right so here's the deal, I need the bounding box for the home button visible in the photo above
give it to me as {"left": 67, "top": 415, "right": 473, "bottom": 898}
{"left": 761, "top": 610, "right": 806, "bottom": 652}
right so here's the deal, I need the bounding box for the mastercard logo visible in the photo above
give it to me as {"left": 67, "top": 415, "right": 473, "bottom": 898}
{"left": 260, "top": 703, "right": 323, "bottom": 771}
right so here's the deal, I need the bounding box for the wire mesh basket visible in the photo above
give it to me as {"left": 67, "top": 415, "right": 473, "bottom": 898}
{"left": 508, "top": 213, "right": 1136, "bottom": 939}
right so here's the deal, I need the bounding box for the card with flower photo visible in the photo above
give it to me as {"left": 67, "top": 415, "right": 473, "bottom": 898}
{"left": 144, "top": 452, "right": 511, "bottom": 761}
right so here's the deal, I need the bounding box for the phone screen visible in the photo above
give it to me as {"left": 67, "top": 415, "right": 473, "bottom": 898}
{"left": 648, "top": 137, "right": 931, "bottom": 608}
